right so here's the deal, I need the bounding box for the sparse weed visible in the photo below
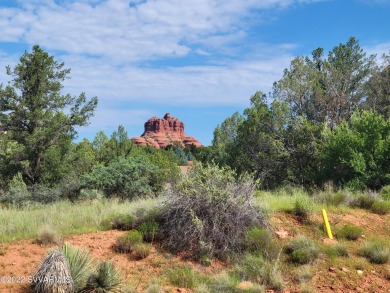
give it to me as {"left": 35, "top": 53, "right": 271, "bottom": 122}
{"left": 324, "top": 243, "right": 349, "bottom": 258}
{"left": 292, "top": 198, "right": 313, "bottom": 223}
{"left": 147, "top": 278, "right": 162, "bottom": 293}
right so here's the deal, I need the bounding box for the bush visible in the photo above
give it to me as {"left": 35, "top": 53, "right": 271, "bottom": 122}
{"left": 234, "top": 253, "right": 283, "bottom": 290}
{"left": 137, "top": 221, "right": 160, "bottom": 242}
{"left": 285, "top": 237, "right": 319, "bottom": 264}
{"left": 359, "top": 242, "right": 390, "bottom": 264}
{"left": 371, "top": 201, "right": 390, "bottom": 215}
{"left": 114, "top": 231, "right": 143, "bottom": 253}
{"left": 101, "top": 214, "right": 134, "bottom": 230}
{"left": 292, "top": 198, "right": 313, "bottom": 223}
{"left": 350, "top": 192, "right": 379, "bottom": 209}
{"left": 245, "top": 227, "right": 280, "bottom": 259}
{"left": 337, "top": 224, "right": 362, "bottom": 241}
{"left": 83, "top": 261, "right": 123, "bottom": 293}
{"left": 161, "top": 163, "right": 270, "bottom": 260}
{"left": 82, "top": 157, "right": 161, "bottom": 199}
{"left": 62, "top": 243, "right": 94, "bottom": 292}
{"left": 379, "top": 185, "right": 390, "bottom": 201}
{"left": 133, "top": 243, "right": 152, "bottom": 259}
{"left": 0, "top": 173, "right": 31, "bottom": 206}
{"left": 317, "top": 190, "right": 352, "bottom": 207}
{"left": 36, "top": 225, "right": 61, "bottom": 246}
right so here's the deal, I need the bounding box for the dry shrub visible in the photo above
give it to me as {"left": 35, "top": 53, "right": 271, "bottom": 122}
{"left": 36, "top": 225, "right": 61, "bottom": 246}
{"left": 32, "top": 251, "right": 74, "bottom": 293}
{"left": 161, "top": 163, "right": 270, "bottom": 260}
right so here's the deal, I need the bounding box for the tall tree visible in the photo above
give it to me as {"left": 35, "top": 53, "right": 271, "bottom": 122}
{"left": 0, "top": 45, "right": 98, "bottom": 185}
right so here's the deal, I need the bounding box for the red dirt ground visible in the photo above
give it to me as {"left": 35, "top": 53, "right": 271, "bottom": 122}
{"left": 0, "top": 209, "right": 389, "bottom": 293}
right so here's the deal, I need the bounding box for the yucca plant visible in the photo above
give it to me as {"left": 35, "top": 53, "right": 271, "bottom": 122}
{"left": 62, "top": 242, "right": 95, "bottom": 292}
{"left": 81, "top": 261, "right": 123, "bottom": 293}
{"left": 32, "top": 251, "right": 74, "bottom": 293}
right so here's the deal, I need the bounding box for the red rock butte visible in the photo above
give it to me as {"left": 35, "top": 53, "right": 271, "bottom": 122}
{"left": 131, "top": 113, "right": 202, "bottom": 149}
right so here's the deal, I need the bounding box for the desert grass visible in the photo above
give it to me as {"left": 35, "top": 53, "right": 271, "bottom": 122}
{"left": 0, "top": 197, "right": 162, "bottom": 242}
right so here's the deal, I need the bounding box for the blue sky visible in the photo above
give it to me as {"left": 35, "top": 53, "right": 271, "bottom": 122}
{"left": 0, "top": 0, "right": 389, "bottom": 145}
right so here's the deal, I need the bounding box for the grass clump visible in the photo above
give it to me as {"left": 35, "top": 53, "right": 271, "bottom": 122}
{"left": 379, "top": 185, "right": 390, "bottom": 201}
{"left": 292, "top": 198, "right": 313, "bottom": 223}
{"left": 245, "top": 227, "right": 280, "bottom": 259}
{"left": 165, "top": 265, "right": 202, "bottom": 289}
{"left": 133, "top": 243, "right": 152, "bottom": 259}
{"left": 36, "top": 225, "right": 61, "bottom": 246}
{"left": 101, "top": 213, "right": 134, "bottom": 230}
{"left": 209, "top": 272, "right": 239, "bottom": 293}
{"left": 114, "top": 230, "right": 143, "bottom": 253}
{"left": 317, "top": 190, "right": 352, "bottom": 207}
{"left": 337, "top": 224, "right": 362, "bottom": 241}
{"left": 82, "top": 260, "right": 123, "bottom": 293}
{"left": 234, "top": 253, "right": 284, "bottom": 290}
{"left": 162, "top": 163, "right": 270, "bottom": 260}
{"left": 285, "top": 237, "right": 319, "bottom": 265}
{"left": 350, "top": 191, "right": 379, "bottom": 209}
{"left": 137, "top": 220, "right": 160, "bottom": 242}
{"left": 371, "top": 201, "right": 390, "bottom": 215}
{"left": 359, "top": 242, "right": 390, "bottom": 264}
{"left": 62, "top": 242, "right": 94, "bottom": 292}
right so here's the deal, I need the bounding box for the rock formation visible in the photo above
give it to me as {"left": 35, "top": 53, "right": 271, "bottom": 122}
{"left": 131, "top": 113, "right": 202, "bottom": 149}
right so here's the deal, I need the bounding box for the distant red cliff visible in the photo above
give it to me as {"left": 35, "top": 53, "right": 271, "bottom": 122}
{"left": 131, "top": 113, "right": 202, "bottom": 149}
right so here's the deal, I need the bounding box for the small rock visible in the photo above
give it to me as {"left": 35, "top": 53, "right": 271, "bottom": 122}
{"left": 342, "top": 267, "right": 349, "bottom": 272}
{"left": 361, "top": 234, "right": 366, "bottom": 238}
{"left": 329, "top": 266, "right": 336, "bottom": 272}
{"left": 357, "top": 270, "right": 364, "bottom": 275}
{"left": 275, "top": 230, "right": 289, "bottom": 239}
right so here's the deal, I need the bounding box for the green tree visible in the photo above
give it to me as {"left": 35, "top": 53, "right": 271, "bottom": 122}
{"left": 364, "top": 54, "right": 390, "bottom": 118}
{"left": 321, "top": 110, "right": 390, "bottom": 189}
{"left": 0, "top": 45, "right": 98, "bottom": 185}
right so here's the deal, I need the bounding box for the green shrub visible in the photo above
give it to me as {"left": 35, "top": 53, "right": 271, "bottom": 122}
{"left": 62, "top": 242, "right": 94, "bottom": 292}
{"left": 133, "top": 243, "right": 152, "bottom": 259}
{"left": 285, "top": 237, "right": 319, "bottom": 264}
{"left": 371, "top": 201, "right": 390, "bottom": 215}
{"left": 137, "top": 221, "right": 160, "bottom": 242}
{"left": 337, "top": 224, "right": 362, "bottom": 241}
{"left": 166, "top": 265, "right": 202, "bottom": 289}
{"left": 83, "top": 261, "right": 123, "bottom": 293}
{"left": 114, "top": 231, "right": 143, "bottom": 253}
{"left": 82, "top": 157, "right": 161, "bottom": 199}
{"left": 379, "top": 185, "right": 390, "bottom": 201}
{"left": 234, "top": 253, "right": 283, "bottom": 290}
{"left": 292, "top": 198, "right": 313, "bottom": 223}
{"left": 162, "top": 163, "right": 270, "bottom": 260}
{"left": 101, "top": 214, "right": 134, "bottom": 230}
{"left": 0, "top": 173, "right": 31, "bottom": 206}
{"left": 36, "top": 225, "right": 61, "bottom": 246}
{"left": 245, "top": 227, "right": 280, "bottom": 259}
{"left": 359, "top": 242, "right": 390, "bottom": 264}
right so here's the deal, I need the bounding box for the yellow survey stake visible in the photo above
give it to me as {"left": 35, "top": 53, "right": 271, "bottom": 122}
{"left": 322, "top": 209, "right": 333, "bottom": 239}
